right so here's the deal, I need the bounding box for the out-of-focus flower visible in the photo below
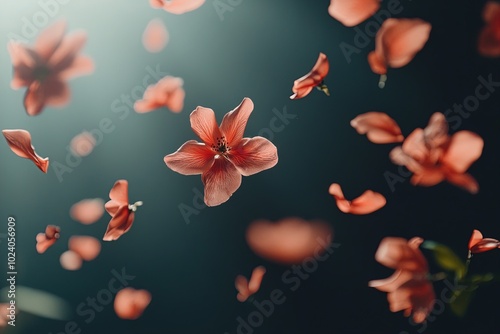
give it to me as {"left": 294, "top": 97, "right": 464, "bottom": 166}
{"left": 142, "top": 18, "right": 169, "bottom": 53}
{"left": 368, "top": 18, "right": 431, "bottom": 88}
{"left": 369, "top": 237, "right": 435, "bottom": 324}
{"left": 114, "top": 287, "right": 152, "bottom": 320}
{"left": 70, "top": 198, "right": 104, "bottom": 225}
{"left": 246, "top": 217, "right": 333, "bottom": 264}
{"left": 389, "top": 112, "right": 484, "bottom": 194}
{"left": 290, "top": 53, "right": 330, "bottom": 99}
{"left": 350, "top": 112, "right": 404, "bottom": 144}
{"left": 235, "top": 266, "right": 266, "bottom": 302}
{"left": 468, "top": 229, "right": 500, "bottom": 254}
{"left": 328, "top": 183, "right": 386, "bottom": 214}
{"left": 478, "top": 2, "right": 500, "bottom": 57}
{"left": 7, "top": 20, "right": 94, "bottom": 116}
{"left": 104, "top": 180, "right": 143, "bottom": 241}
{"left": 149, "top": 0, "right": 205, "bottom": 14}
{"left": 164, "top": 98, "right": 278, "bottom": 206}
{"left": 328, "top": 0, "right": 380, "bottom": 27}
{"left": 134, "top": 76, "right": 185, "bottom": 113}
{"left": 36, "top": 225, "right": 60, "bottom": 254}
{"left": 3, "top": 129, "right": 49, "bottom": 173}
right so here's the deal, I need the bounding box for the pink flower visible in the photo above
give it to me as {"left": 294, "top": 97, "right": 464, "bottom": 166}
{"left": 114, "top": 288, "right": 152, "bottom": 320}
{"left": 2, "top": 129, "right": 49, "bottom": 173}
{"left": 149, "top": 0, "right": 205, "bottom": 14}
{"left": 350, "top": 112, "right": 404, "bottom": 144}
{"left": 7, "top": 20, "right": 94, "bottom": 116}
{"left": 36, "top": 225, "right": 60, "bottom": 254}
{"left": 245, "top": 217, "right": 333, "bottom": 264}
{"left": 468, "top": 229, "right": 500, "bottom": 254}
{"left": 134, "top": 76, "right": 185, "bottom": 113}
{"left": 328, "top": 183, "right": 386, "bottom": 215}
{"left": 235, "top": 266, "right": 266, "bottom": 302}
{"left": 478, "top": 2, "right": 500, "bottom": 57}
{"left": 290, "top": 53, "right": 330, "bottom": 99}
{"left": 142, "top": 18, "right": 169, "bottom": 53}
{"left": 389, "top": 112, "right": 484, "bottom": 194}
{"left": 369, "top": 237, "right": 435, "bottom": 324}
{"left": 164, "top": 98, "right": 278, "bottom": 206}
{"left": 328, "top": 0, "right": 380, "bottom": 27}
{"left": 103, "top": 180, "right": 143, "bottom": 241}
{"left": 368, "top": 18, "right": 431, "bottom": 88}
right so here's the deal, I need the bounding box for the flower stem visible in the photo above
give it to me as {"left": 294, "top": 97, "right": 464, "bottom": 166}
{"left": 378, "top": 74, "right": 387, "bottom": 89}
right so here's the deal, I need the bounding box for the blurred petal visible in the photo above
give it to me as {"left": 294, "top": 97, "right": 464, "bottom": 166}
{"left": 367, "top": 51, "right": 387, "bottom": 75}
{"left": 7, "top": 42, "right": 38, "bottom": 88}
{"left": 290, "top": 53, "right": 329, "bottom": 99}
{"left": 143, "top": 19, "right": 169, "bottom": 53}
{"left": 235, "top": 275, "right": 250, "bottom": 302}
{"left": 58, "top": 55, "right": 94, "bottom": 80}
{"left": 2, "top": 129, "right": 49, "bottom": 172}
{"left": 389, "top": 146, "right": 424, "bottom": 174}
{"left": 410, "top": 169, "right": 445, "bottom": 187}
{"left": 70, "top": 198, "right": 104, "bottom": 225}
{"left": 445, "top": 172, "right": 479, "bottom": 194}
{"left": 201, "top": 158, "right": 242, "bottom": 206}
{"left": 36, "top": 225, "right": 60, "bottom": 254}
{"left": 34, "top": 20, "right": 66, "bottom": 61}
{"left": 152, "top": 0, "right": 205, "bottom": 14}
{"left": 368, "top": 270, "right": 412, "bottom": 292}
{"left": 190, "top": 106, "right": 222, "bottom": 146}
{"left": 248, "top": 266, "right": 266, "bottom": 293}
{"left": 134, "top": 76, "right": 184, "bottom": 113}
{"left": 70, "top": 131, "right": 96, "bottom": 157}
{"left": 60, "top": 250, "right": 82, "bottom": 270}
{"left": 24, "top": 78, "right": 70, "bottom": 116}
{"left": 329, "top": 183, "right": 386, "bottom": 215}
{"left": 219, "top": 97, "right": 254, "bottom": 145}
{"left": 402, "top": 129, "right": 429, "bottom": 162}
{"left": 164, "top": 140, "right": 215, "bottom": 175}
{"left": 423, "top": 112, "right": 449, "bottom": 149}
{"left": 441, "top": 131, "right": 484, "bottom": 174}
{"left": 114, "top": 288, "right": 152, "bottom": 320}
{"left": 328, "top": 0, "right": 380, "bottom": 27}
{"left": 68, "top": 236, "right": 101, "bottom": 261}
{"left": 350, "top": 112, "right": 404, "bottom": 144}
{"left": 49, "top": 30, "right": 88, "bottom": 73}
{"left": 374, "top": 237, "right": 427, "bottom": 272}
{"left": 229, "top": 137, "right": 278, "bottom": 176}
{"left": 483, "top": 1, "right": 500, "bottom": 22}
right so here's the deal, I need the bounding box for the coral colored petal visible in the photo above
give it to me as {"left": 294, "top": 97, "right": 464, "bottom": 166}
{"left": 329, "top": 183, "right": 385, "bottom": 215}
{"left": 7, "top": 42, "right": 39, "bottom": 88}
{"left": 401, "top": 129, "right": 429, "bottom": 162}
{"left": 374, "top": 237, "right": 427, "bottom": 272}
{"left": 423, "top": 112, "right": 449, "bottom": 149}
{"left": 60, "top": 250, "right": 82, "bottom": 270}
{"left": 68, "top": 236, "right": 101, "bottom": 261}
{"left": 143, "top": 19, "right": 169, "bottom": 53}
{"left": 368, "top": 270, "right": 412, "bottom": 292}
{"left": 410, "top": 168, "right": 445, "bottom": 187}
{"left": 201, "top": 158, "right": 242, "bottom": 206}
{"left": 328, "top": 0, "right": 380, "bottom": 27}
{"left": 367, "top": 51, "right": 387, "bottom": 75}
{"left": 389, "top": 147, "right": 424, "bottom": 174}
{"left": 219, "top": 97, "right": 254, "bottom": 145}
{"left": 70, "top": 198, "right": 104, "bottom": 224}
{"left": 441, "top": 131, "right": 484, "bottom": 174}
{"left": 470, "top": 238, "right": 500, "bottom": 253}
{"left": 59, "top": 55, "right": 94, "bottom": 80}
{"left": 103, "top": 205, "right": 135, "bottom": 241}
{"left": 290, "top": 53, "right": 329, "bottom": 99}
{"left": 70, "top": 131, "right": 96, "bottom": 157}
{"left": 164, "top": 140, "right": 215, "bottom": 175}
{"left": 190, "top": 106, "right": 223, "bottom": 146}
{"left": 248, "top": 266, "right": 266, "bottom": 293}
{"left": 229, "top": 137, "right": 278, "bottom": 176}
{"left": 35, "top": 20, "right": 66, "bottom": 61}
{"left": 166, "top": 86, "right": 185, "bottom": 113}
{"left": 445, "top": 172, "right": 479, "bottom": 194}
{"left": 350, "top": 112, "right": 404, "bottom": 144}
{"left": 24, "top": 78, "right": 70, "bottom": 116}
{"left": 2, "top": 129, "right": 49, "bottom": 173}
{"left": 153, "top": 0, "right": 205, "bottom": 14}
{"left": 49, "top": 31, "right": 88, "bottom": 73}
{"left": 469, "top": 230, "right": 484, "bottom": 250}
{"left": 106, "top": 179, "right": 129, "bottom": 214}
{"left": 114, "top": 288, "right": 152, "bottom": 320}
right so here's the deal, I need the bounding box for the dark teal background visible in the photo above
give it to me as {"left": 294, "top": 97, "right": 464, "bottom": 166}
{"left": 1, "top": 0, "right": 500, "bottom": 333}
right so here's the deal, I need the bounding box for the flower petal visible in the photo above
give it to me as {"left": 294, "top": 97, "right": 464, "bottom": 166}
{"left": 329, "top": 183, "right": 386, "bottom": 215}
{"left": 229, "top": 137, "right": 278, "bottom": 176}
{"left": 105, "top": 180, "right": 129, "bottom": 216}
{"left": 368, "top": 269, "right": 412, "bottom": 292}
{"left": 103, "top": 205, "right": 135, "bottom": 241}
{"left": 70, "top": 198, "right": 104, "bottom": 224}
{"left": 35, "top": 20, "right": 66, "bottom": 61}
{"left": 2, "top": 129, "right": 49, "bottom": 173}
{"left": 24, "top": 79, "right": 70, "bottom": 116}
{"left": 219, "top": 97, "right": 254, "bottom": 146}
{"left": 60, "top": 250, "right": 82, "bottom": 271}
{"left": 68, "top": 236, "right": 101, "bottom": 261}
{"left": 290, "top": 53, "right": 329, "bottom": 99}
{"left": 468, "top": 229, "right": 484, "bottom": 250}
{"left": 36, "top": 225, "right": 61, "bottom": 254}
{"left": 441, "top": 131, "right": 484, "bottom": 174}
{"left": 49, "top": 30, "right": 89, "bottom": 73}
{"left": 235, "top": 275, "right": 250, "bottom": 302}
{"left": 248, "top": 266, "right": 266, "bottom": 293}
{"left": 423, "top": 112, "right": 449, "bottom": 149}
{"left": 58, "top": 55, "right": 94, "bottom": 80}
{"left": 350, "top": 112, "right": 404, "bottom": 144}
{"left": 445, "top": 172, "right": 479, "bottom": 194}
{"left": 69, "top": 131, "right": 96, "bottom": 157}
{"left": 114, "top": 288, "right": 152, "bottom": 320}
{"left": 374, "top": 237, "right": 427, "bottom": 272}
{"left": 190, "top": 106, "right": 222, "bottom": 146}
{"left": 201, "top": 158, "right": 242, "bottom": 206}
{"left": 328, "top": 0, "right": 380, "bottom": 27}
{"left": 7, "top": 42, "right": 39, "bottom": 88}
{"left": 152, "top": 0, "right": 205, "bottom": 14}
{"left": 142, "top": 18, "right": 169, "bottom": 53}
{"left": 164, "top": 140, "right": 215, "bottom": 175}
{"left": 367, "top": 51, "right": 387, "bottom": 75}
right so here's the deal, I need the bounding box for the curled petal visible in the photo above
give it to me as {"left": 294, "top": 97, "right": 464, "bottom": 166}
{"left": 201, "top": 158, "right": 242, "bottom": 207}
{"left": 248, "top": 266, "right": 266, "bottom": 293}
{"left": 219, "top": 97, "right": 254, "bottom": 146}
{"left": 105, "top": 179, "right": 129, "bottom": 216}
{"left": 235, "top": 275, "right": 250, "bottom": 302}
{"left": 68, "top": 236, "right": 101, "bottom": 261}
{"left": 367, "top": 51, "right": 387, "bottom": 75}
{"left": 468, "top": 229, "right": 484, "bottom": 250}
{"left": 387, "top": 280, "right": 435, "bottom": 324}
{"left": 368, "top": 269, "right": 412, "bottom": 292}
{"left": 114, "top": 288, "right": 152, "bottom": 320}
{"left": 142, "top": 19, "right": 169, "bottom": 53}
{"left": 328, "top": 183, "right": 386, "bottom": 215}
{"left": 36, "top": 225, "right": 61, "bottom": 254}
{"left": 402, "top": 129, "right": 431, "bottom": 163}
{"left": 328, "top": 0, "right": 380, "bottom": 27}
{"left": 190, "top": 106, "right": 223, "bottom": 146}
{"left": 290, "top": 53, "right": 329, "bottom": 99}
{"left": 441, "top": 131, "right": 484, "bottom": 174}
{"left": 229, "top": 137, "right": 278, "bottom": 176}
{"left": 2, "top": 129, "right": 49, "bottom": 173}
{"left": 350, "top": 112, "right": 404, "bottom": 144}
{"left": 103, "top": 205, "right": 135, "bottom": 241}
{"left": 470, "top": 238, "right": 500, "bottom": 254}
{"left": 410, "top": 168, "right": 445, "bottom": 187}
{"left": 389, "top": 147, "right": 424, "bottom": 174}
{"left": 164, "top": 140, "right": 215, "bottom": 175}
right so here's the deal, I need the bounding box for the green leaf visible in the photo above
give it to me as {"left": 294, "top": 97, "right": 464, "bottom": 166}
{"left": 422, "top": 241, "right": 467, "bottom": 279}
{"left": 450, "top": 285, "right": 476, "bottom": 317}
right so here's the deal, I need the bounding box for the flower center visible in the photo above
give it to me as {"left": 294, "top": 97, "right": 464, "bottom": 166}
{"left": 33, "top": 66, "right": 51, "bottom": 82}
{"left": 211, "top": 136, "right": 231, "bottom": 155}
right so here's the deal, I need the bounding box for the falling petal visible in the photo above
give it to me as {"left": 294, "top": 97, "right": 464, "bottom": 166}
{"left": 114, "top": 288, "right": 152, "bottom": 320}
{"left": 441, "top": 131, "right": 484, "bottom": 174}
{"left": 70, "top": 198, "right": 104, "bottom": 225}
{"left": 68, "top": 236, "right": 101, "bottom": 261}
{"left": 70, "top": 131, "right": 96, "bottom": 157}
{"left": 2, "top": 129, "right": 49, "bottom": 172}
{"left": 105, "top": 179, "right": 129, "bottom": 216}
{"left": 164, "top": 140, "right": 215, "bottom": 175}
{"left": 134, "top": 76, "right": 185, "bottom": 113}
{"left": 290, "top": 53, "right": 330, "bottom": 99}
{"left": 36, "top": 225, "right": 60, "bottom": 254}
{"left": 350, "top": 112, "right": 404, "bottom": 144}
{"left": 103, "top": 205, "right": 135, "bottom": 241}
{"left": 143, "top": 19, "right": 169, "bottom": 53}
{"left": 60, "top": 250, "right": 83, "bottom": 271}
{"left": 150, "top": 0, "right": 205, "bottom": 14}
{"left": 328, "top": 0, "right": 380, "bottom": 27}
{"left": 328, "top": 183, "right": 386, "bottom": 215}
